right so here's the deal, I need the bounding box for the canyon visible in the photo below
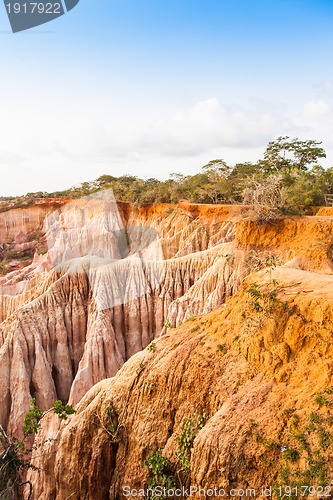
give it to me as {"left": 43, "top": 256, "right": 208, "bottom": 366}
{"left": 1, "top": 199, "right": 333, "bottom": 499}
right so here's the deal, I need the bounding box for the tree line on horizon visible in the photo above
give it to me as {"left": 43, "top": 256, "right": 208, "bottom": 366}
{"left": 3, "top": 137, "right": 333, "bottom": 211}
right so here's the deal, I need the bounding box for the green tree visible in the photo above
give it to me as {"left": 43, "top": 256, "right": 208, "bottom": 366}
{"left": 0, "top": 399, "right": 76, "bottom": 499}
{"left": 260, "top": 136, "right": 326, "bottom": 174}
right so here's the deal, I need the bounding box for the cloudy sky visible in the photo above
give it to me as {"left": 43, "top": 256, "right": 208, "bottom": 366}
{"left": 1, "top": 0, "right": 333, "bottom": 195}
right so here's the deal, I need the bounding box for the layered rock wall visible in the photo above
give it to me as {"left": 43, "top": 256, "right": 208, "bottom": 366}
{"left": 1, "top": 201, "right": 333, "bottom": 445}
{"left": 0, "top": 202, "right": 242, "bottom": 436}
{"left": 0, "top": 202, "right": 70, "bottom": 240}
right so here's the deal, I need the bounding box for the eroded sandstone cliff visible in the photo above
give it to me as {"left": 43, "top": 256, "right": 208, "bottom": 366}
{"left": 0, "top": 201, "right": 244, "bottom": 437}
{"left": 1, "top": 200, "right": 333, "bottom": 454}
{"left": 26, "top": 265, "right": 333, "bottom": 499}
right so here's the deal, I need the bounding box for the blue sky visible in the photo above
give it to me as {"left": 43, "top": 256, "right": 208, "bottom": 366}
{"left": 1, "top": 0, "right": 333, "bottom": 195}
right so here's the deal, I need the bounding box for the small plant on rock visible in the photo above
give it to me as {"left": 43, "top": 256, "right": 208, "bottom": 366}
{"left": 143, "top": 449, "right": 175, "bottom": 499}
{"left": 242, "top": 254, "right": 292, "bottom": 335}
{"left": 185, "top": 316, "right": 197, "bottom": 323}
{"left": 105, "top": 403, "right": 117, "bottom": 435}
{"left": 147, "top": 342, "right": 156, "bottom": 352}
{"left": 191, "top": 326, "right": 200, "bottom": 333}
{"left": 52, "top": 400, "right": 76, "bottom": 421}
{"left": 217, "top": 343, "right": 227, "bottom": 354}
{"left": 315, "top": 393, "right": 329, "bottom": 407}
{"left": 174, "top": 411, "right": 207, "bottom": 473}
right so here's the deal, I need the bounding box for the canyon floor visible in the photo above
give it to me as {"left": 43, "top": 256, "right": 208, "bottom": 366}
{"left": 1, "top": 200, "right": 333, "bottom": 499}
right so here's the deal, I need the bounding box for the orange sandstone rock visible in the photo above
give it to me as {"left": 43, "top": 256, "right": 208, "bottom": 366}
{"left": 26, "top": 267, "right": 333, "bottom": 499}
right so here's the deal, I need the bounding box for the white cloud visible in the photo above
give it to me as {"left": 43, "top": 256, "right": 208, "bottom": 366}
{"left": 303, "top": 100, "right": 331, "bottom": 121}
{"left": 82, "top": 98, "right": 293, "bottom": 160}
{"left": 1, "top": 94, "right": 333, "bottom": 196}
